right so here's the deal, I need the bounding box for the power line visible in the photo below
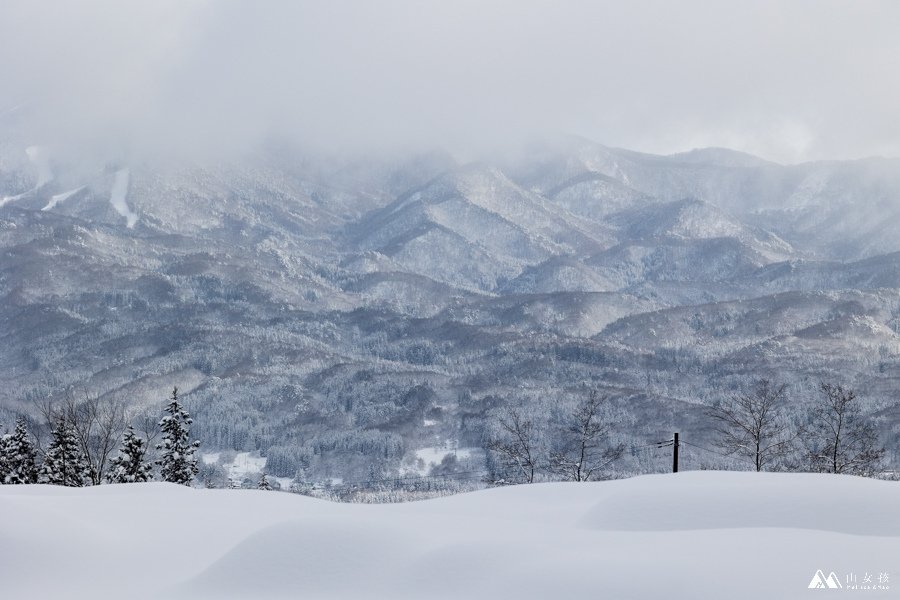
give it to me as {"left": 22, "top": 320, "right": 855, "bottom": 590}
{"left": 332, "top": 442, "right": 676, "bottom": 491}
{"left": 679, "top": 439, "right": 733, "bottom": 459}
{"left": 282, "top": 436, "right": 732, "bottom": 493}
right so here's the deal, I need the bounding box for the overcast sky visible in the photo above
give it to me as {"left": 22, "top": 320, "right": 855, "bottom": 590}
{"left": 1, "top": 0, "right": 897, "bottom": 163}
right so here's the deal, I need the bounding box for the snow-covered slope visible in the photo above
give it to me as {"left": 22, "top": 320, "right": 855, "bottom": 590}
{"left": 350, "top": 165, "right": 612, "bottom": 291}
{"left": 610, "top": 198, "right": 795, "bottom": 262}
{"left": 511, "top": 136, "right": 900, "bottom": 260}
{"left": 1, "top": 472, "right": 897, "bottom": 599}
{"left": 502, "top": 255, "right": 620, "bottom": 293}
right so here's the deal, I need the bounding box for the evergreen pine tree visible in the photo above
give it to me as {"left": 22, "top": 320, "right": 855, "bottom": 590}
{"left": 0, "top": 431, "right": 10, "bottom": 483}
{"left": 107, "top": 425, "right": 153, "bottom": 483}
{"left": 156, "top": 387, "right": 200, "bottom": 485}
{"left": 257, "top": 472, "right": 272, "bottom": 490}
{"left": 40, "top": 418, "right": 90, "bottom": 487}
{"left": 1, "top": 418, "right": 38, "bottom": 484}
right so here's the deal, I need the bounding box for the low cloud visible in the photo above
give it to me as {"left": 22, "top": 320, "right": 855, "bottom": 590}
{"left": 1, "top": 0, "right": 897, "bottom": 163}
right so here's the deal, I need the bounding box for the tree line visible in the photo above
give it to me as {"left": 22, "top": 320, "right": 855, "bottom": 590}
{"left": 0, "top": 387, "right": 200, "bottom": 487}
{"left": 707, "top": 380, "right": 884, "bottom": 475}
{"left": 485, "top": 390, "right": 626, "bottom": 484}
{"left": 484, "top": 380, "right": 887, "bottom": 483}
{"left": 2, "top": 378, "right": 889, "bottom": 492}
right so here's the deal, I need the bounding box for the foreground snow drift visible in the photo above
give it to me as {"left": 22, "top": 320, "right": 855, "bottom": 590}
{"left": 1, "top": 472, "right": 897, "bottom": 599}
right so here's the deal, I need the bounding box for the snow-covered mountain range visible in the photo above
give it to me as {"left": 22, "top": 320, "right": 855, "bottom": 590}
{"left": 2, "top": 134, "right": 900, "bottom": 479}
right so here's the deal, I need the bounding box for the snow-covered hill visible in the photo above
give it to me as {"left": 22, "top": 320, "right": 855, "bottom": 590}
{"left": 1, "top": 472, "right": 897, "bottom": 599}
{"left": 349, "top": 165, "right": 610, "bottom": 291}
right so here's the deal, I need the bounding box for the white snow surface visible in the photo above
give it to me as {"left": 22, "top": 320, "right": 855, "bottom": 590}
{"left": 201, "top": 452, "right": 221, "bottom": 465}
{"left": 1, "top": 471, "right": 897, "bottom": 599}
{"left": 110, "top": 168, "right": 139, "bottom": 228}
{"left": 414, "top": 445, "right": 474, "bottom": 465}
{"left": 42, "top": 186, "right": 85, "bottom": 211}
{"left": 0, "top": 191, "right": 27, "bottom": 207}
{"left": 226, "top": 451, "right": 267, "bottom": 482}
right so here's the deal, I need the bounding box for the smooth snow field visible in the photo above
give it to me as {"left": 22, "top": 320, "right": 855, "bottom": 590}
{"left": 1, "top": 472, "right": 898, "bottom": 599}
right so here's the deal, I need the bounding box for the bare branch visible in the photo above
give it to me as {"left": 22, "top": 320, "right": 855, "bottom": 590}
{"left": 549, "top": 391, "right": 623, "bottom": 482}
{"left": 802, "top": 383, "right": 884, "bottom": 475}
{"left": 707, "top": 380, "right": 794, "bottom": 471}
{"left": 486, "top": 408, "right": 539, "bottom": 483}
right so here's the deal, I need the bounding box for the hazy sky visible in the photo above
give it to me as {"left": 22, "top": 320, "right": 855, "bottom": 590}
{"left": 1, "top": 0, "right": 898, "bottom": 163}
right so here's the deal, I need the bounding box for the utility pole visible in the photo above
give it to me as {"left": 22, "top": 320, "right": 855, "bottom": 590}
{"left": 672, "top": 432, "right": 679, "bottom": 473}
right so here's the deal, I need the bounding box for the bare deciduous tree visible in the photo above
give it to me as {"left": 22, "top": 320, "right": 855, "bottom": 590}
{"left": 34, "top": 388, "right": 128, "bottom": 485}
{"left": 549, "top": 391, "right": 624, "bottom": 482}
{"left": 803, "top": 383, "right": 884, "bottom": 475}
{"left": 707, "top": 380, "right": 794, "bottom": 471}
{"left": 132, "top": 409, "right": 163, "bottom": 452}
{"left": 486, "top": 408, "right": 539, "bottom": 483}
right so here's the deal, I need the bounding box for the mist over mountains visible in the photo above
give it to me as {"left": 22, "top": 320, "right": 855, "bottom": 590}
{"left": 2, "top": 134, "right": 900, "bottom": 480}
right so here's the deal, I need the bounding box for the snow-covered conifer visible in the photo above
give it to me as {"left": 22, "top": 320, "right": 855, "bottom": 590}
{"left": 0, "top": 431, "right": 10, "bottom": 483}
{"left": 107, "top": 425, "right": 153, "bottom": 483}
{"left": 257, "top": 472, "right": 272, "bottom": 490}
{"left": 156, "top": 387, "right": 200, "bottom": 485}
{"left": 40, "top": 418, "right": 91, "bottom": 486}
{"left": 1, "top": 418, "right": 39, "bottom": 484}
